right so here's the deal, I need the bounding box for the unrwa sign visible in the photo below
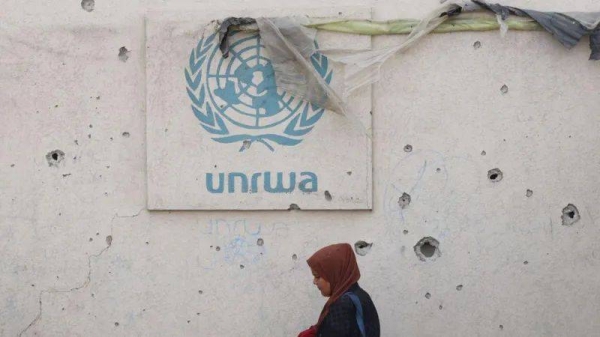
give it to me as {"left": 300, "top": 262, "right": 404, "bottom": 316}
{"left": 206, "top": 171, "right": 317, "bottom": 193}
{"left": 146, "top": 11, "right": 372, "bottom": 210}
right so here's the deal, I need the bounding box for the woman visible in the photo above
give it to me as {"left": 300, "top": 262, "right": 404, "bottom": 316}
{"left": 298, "top": 243, "right": 380, "bottom": 337}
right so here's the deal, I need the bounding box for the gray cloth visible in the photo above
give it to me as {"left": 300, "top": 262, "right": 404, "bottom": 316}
{"left": 473, "top": 0, "right": 600, "bottom": 60}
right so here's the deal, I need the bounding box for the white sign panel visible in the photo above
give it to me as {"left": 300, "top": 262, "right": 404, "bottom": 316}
{"left": 146, "top": 8, "right": 372, "bottom": 210}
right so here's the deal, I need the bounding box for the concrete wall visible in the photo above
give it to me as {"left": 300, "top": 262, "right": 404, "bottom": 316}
{"left": 1, "top": 0, "right": 599, "bottom": 336}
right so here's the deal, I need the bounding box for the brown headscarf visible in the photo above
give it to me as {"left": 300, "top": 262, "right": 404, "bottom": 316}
{"left": 307, "top": 243, "right": 361, "bottom": 328}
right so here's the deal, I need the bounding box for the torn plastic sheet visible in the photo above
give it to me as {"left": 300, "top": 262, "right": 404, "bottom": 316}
{"left": 254, "top": 3, "right": 461, "bottom": 112}
{"left": 320, "top": 3, "right": 462, "bottom": 100}
{"left": 255, "top": 17, "right": 346, "bottom": 114}
{"left": 217, "top": 1, "right": 600, "bottom": 119}
{"left": 472, "top": 0, "right": 600, "bottom": 60}
{"left": 219, "top": 17, "right": 256, "bottom": 58}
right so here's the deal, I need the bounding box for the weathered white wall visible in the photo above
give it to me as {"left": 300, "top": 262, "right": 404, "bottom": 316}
{"left": 1, "top": 0, "right": 599, "bottom": 336}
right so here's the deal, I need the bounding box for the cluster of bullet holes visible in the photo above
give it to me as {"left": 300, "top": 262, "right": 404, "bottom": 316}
{"left": 81, "top": 0, "right": 94, "bottom": 12}
{"left": 404, "top": 144, "right": 412, "bottom": 153}
{"left": 46, "top": 150, "right": 65, "bottom": 167}
{"left": 118, "top": 47, "right": 130, "bottom": 62}
{"left": 487, "top": 168, "right": 503, "bottom": 182}
{"left": 561, "top": 204, "right": 580, "bottom": 226}
{"left": 354, "top": 241, "right": 373, "bottom": 256}
{"left": 398, "top": 192, "right": 411, "bottom": 209}
{"left": 324, "top": 191, "right": 332, "bottom": 201}
{"left": 414, "top": 237, "right": 441, "bottom": 261}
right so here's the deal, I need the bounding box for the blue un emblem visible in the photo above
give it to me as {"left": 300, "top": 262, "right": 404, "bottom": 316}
{"left": 185, "top": 31, "right": 332, "bottom": 151}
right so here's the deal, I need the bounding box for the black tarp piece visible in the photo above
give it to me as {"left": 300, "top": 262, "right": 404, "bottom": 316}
{"left": 473, "top": 0, "right": 600, "bottom": 60}
{"left": 218, "top": 17, "right": 256, "bottom": 58}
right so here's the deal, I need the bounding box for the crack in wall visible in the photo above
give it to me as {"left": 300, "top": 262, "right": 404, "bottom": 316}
{"left": 17, "top": 209, "right": 144, "bottom": 337}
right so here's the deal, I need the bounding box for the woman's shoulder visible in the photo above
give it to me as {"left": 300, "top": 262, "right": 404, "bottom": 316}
{"left": 329, "top": 293, "right": 355, "bottom": 314}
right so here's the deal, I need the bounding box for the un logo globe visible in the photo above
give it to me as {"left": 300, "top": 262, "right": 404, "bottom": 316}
{"left": 185, "top": 31, "right": 332, "bottom": 151}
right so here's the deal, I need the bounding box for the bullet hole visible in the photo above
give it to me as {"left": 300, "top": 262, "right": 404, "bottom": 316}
{"left": 46, "top": 150, "right": 65, "bottom": 167}
{"left": 499, "top": 325, "right": 504, "bottom": 330}
{"left": 96, "top": 233, "right": 99, "bottom": 236}
{"left": 436, "top": 168, "right": 441, "bottom": 173}
{"left": 239, "top": 265, "right": 245, "bottom": 269}
{"left": 10, "top": 164, "right": 15, "bottom": 167}
{"left": 118, "top": 47, "right": 130, "bottom": 62}
{"left": 404, "top": 144, "right": 413, "bottom": 152}
{"left": 145, "top": 241, "right": 149, "bottom": 245}
{"left": 242, "top": 140, "right": 251, "bottom": 150}
{"left": 481, "top": 150, "right": 486, "bottom": 156}
{"left": 414, "top": 237, "right": 441, "bottom": 261}
{"left": 89, "top": 124, "right": 93, "bottom": 128}
{"left": 354, "top": 241, "right": 373, "bottom": 256}
{"left": 439, "top": 305, "right": 443, "bottom": 310}
{"left": 500, "top": 84, "right": 509, "bottom": 94}
{"left": 215, "top": 246, "right": 221, "bottom": 251}
{"left": 62, "top": 307, "right": 65, "bottom": 311}
{"left": 81, "top": 0, "right": 94, "bottom": 12}
{"left": 526, "top": 189, "right": 533, "bottom": 197}
{"left": 324, "top": 191, "right": 332, "bottom": 201}
{"left": 96, "top": 96, "right": 100, "bottom": 100}
{"left": 456, "top": 284, "right": 463, "bottom": 291}
{"left": 487, "top": 168, "right": 503, "bottom": 182}
{"left": 196, "top": 313, "right": 200, "bottom": 316}
{"left": 292, "top": 254, "right": 298, "bottom": 261}
{"left": 257, "top": 238, "right": 264, "bottom": 246}
{"left": 523, "top": 261, "right": 528, "bottom": 265}
{"left": 122, "top": 132, "right": 130, "bottom": 138}
{"left": 473, "top": 41, "right": 481, "bottom": 49}
{"left": 403, "top": 230, "right": 409, "bottom": 235}
{"left": 54, "top": 104, "right": 59, "bottom": 108}
{"left": 31, "top": 284, "right": 35, "bottom": 287}
{"left": 425, "top": 292, "right": 431, "bottom": 299}
{"left": 187, "top": 320, "right": 191, "bottom": 323}
{"left": 198, "top": 290, "right": 203, "bottom": 294}
{"left": 114, "top": 322, "right": 119, "bottom": 327}
{"left": 88, "top": 134, "right": 92, "bottom": 139}
{"left": 347, "top": 171, "right": 352, "bottom": 175}
{"left": 561, "top": 204, "right": 580, "bottom": 226}
{"left": 89, "top": 238, "right": 93, "bottom": 242}
{"left": 62, "top": 173, "right": 71, "bottom": 178}
{"left": 105, "top": 235, "right": 113, "bottom": 246}
{"left": 288, "top": 203, "right": 301, "bottom": 210}
{"left": 398, "top": 192, "right": 411, "bottom": 209}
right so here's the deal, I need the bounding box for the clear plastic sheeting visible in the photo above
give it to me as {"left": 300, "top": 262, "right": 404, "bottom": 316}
{"left": 222, "top": 1, "right": 600, "bottom": 121}
{"left": 324, "top": 3, "right": 462, "bottom": 99}
{"left": 255, "top": 17, "right": 346, "bottom": 114}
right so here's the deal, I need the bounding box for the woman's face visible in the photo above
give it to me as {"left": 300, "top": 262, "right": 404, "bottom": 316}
{"left": 311, "top": 268, "right": 332, "bottom": 297}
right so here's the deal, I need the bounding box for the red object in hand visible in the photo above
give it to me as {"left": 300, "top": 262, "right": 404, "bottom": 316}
{"left": 297, "top": 326, "right": 317, "bottom": 337}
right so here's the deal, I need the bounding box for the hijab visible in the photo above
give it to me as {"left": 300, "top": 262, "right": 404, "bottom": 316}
{"left": 307, "top": 243, "right": 361, "bottom": 328}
